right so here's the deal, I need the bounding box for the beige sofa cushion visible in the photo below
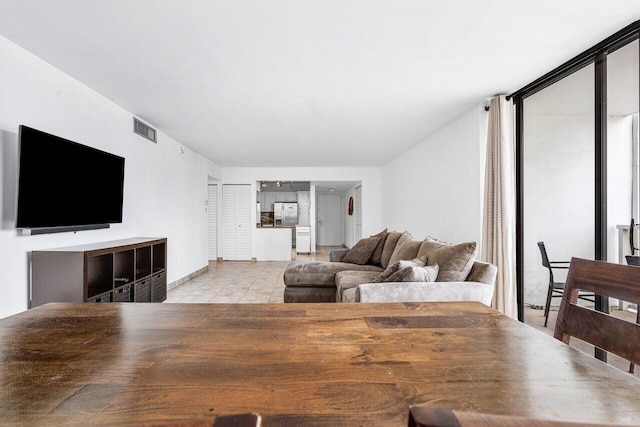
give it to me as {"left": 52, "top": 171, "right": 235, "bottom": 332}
{"left": 342, "top": 287, "right": 358, "bottom": 303}
{"left": 335, "top": 271, "right": 380, "bottom": 302}
{"left": 342, "top": 236, "right": 381, "bottom": 265}
{"left": 368, "top": 229, "right": 388, "bottom": 266}
{"left": 374, "top": 258, "right": 425, "bottom": 282}
{"left": 284, "top": 260, "right": 383, "bottom": 288}
{"left": 383, "top": 264, "right": 439, "bottom": 283}
{"left": 466, "top": 260, "right": 498, "bottom": 286}
{"left": 417, "top": 237, "right": 477, "bottom": 282}
{"left": 379, "top": 232, "right": 402, "bottom": 269}
{"left": 356, "top": 281, "right": 494, "bottom": 305}
{"left": 387, "top": 232, "right": 423, "bottom": 266}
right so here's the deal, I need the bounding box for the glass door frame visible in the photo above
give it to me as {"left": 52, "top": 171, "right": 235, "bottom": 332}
{"left": 511, "top": 21, "right": 640, "bottom": 362}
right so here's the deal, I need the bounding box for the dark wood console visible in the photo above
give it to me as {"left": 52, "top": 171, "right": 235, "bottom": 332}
{"left": 31, "top": 237, "right": 167, "bottom": 307}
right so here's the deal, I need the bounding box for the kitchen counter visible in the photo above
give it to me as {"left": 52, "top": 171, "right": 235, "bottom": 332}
{"left": 255, "top": 227, "right": 292, "bottom": 261}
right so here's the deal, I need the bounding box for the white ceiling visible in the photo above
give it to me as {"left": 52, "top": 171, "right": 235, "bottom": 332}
{"left": 1, "top": 1, "right": 640, "bottom": 167}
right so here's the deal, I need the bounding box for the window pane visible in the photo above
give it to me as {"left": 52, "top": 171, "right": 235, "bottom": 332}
{"left": 523, "top": 64, "right": 595, "bottom": 323}
{"left": 607, "top": 40, "right": 639, "bottom": 266}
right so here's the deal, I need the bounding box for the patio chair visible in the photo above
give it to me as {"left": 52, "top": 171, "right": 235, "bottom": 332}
{"left": 538, "top": 241, "right": 594, "bottom": 327}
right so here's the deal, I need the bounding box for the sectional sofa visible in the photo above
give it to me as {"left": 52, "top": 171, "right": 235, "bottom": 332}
{"left": 284, "top": 230, "right": 497, "bottom": 305}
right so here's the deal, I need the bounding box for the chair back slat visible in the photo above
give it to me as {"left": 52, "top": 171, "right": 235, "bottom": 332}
{"left": 562, "top": 258, "right": 640, "bottom": 304}
{"left": 554, "top": 257, "right": 640, "bottom": 366}
{"left": 561, "top": 303, "right": 640, "bottom": 365}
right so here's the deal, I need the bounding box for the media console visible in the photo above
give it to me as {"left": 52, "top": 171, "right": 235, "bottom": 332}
{"left": 31, "top": 237, "right": 167, "bottom": 307}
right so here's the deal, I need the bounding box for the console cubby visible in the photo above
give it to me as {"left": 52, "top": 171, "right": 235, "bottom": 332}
{"left": 114, "top": 250, "right": 135, "bottom": 286}
{"left": 136, "top": 246, "right": 152, "bottom": 280}
{"left": 87, "top": 292, "right": 112, "bottom": 303}
{"left": 134, "top": 278, "right": 151, "bottom": 302}
{"left": 153, "top": 242, "right": 166, "bottom": 273}
{"left": 87, "top": 254, "right": 114, "bottom": 299}
{"left": 151, "top": 271, "right": 167, "bottom": 302}
{"left": 113, "top": 284, "right": 133, "bottom": 302}
{"left": 31, "top": 238, "right": 167, "bottom": 307}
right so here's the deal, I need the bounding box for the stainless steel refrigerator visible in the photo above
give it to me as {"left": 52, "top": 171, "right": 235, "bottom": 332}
{"left": 274, "top": 202, "right": 298, "bottom": 226}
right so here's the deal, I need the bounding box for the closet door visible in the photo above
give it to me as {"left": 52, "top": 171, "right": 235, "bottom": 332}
{"left": 222, "top": 184, "right": 252, "bottom": 261}
{"left": 235, "top": 185, "right": 252, "bottom": 260}
{"left": 207, "top": 184, "right": 217, "bottom": 260}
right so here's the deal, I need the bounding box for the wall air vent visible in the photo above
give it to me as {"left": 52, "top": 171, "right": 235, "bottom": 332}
{"left": 133, "top": 118, "right": 157, "bottom": 143}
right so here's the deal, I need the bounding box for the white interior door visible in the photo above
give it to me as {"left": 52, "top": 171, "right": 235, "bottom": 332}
{"left": 223, "top": 184, "right": 252, "bottom": 260}
{"left": 236, "top": 185, "right": 252, "bottom": 260}
{"left": 207, "top": 184, "right": 217, "bottom": 260}
{"left": 317, "top": 194, "right": 343, "bottom": 246}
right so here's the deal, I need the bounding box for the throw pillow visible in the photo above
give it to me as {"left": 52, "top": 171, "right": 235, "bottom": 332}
{"left": 374, "top": 257, "right": 425, "bottom": 282}
{"left": 369, "top": 228, "right": 388, "bottom": 266}
{"left": 417, "top": 237, "right": 477, "bottom": 282}
{"left": 379, "top": 231, "right": 403, "bottom": 269}
{"left": 387, "top": 231, "right": 423, "bottom": 266}
{"left": 342, "top": 236, "right": 382, "bottom": 265}
{"left": 383, "top": 263, "right": 439, "bottom": 283}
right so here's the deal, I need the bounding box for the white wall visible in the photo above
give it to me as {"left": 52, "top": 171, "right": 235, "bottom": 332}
{"left": 220, "top": 167, "right": 382, "bottom": 257}
{"left": 0, "top": 36, "right": 219, "bottom": 319}
{"left": 381, "top": 105, "right": 488, "bottom": 246}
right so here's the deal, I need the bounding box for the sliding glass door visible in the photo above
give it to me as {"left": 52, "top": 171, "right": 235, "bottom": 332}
{"left": 522, "top": 64, "right": 595, "bottom": 322}
{"left": 515, "top": 24, "right": 640, "bottom": 332}
{"left": 607, "top": 40, "right": 639, "bottom": 265}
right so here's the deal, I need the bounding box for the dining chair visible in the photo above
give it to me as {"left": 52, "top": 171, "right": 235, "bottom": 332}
{"left": 538, "top": 242, "right": 595, "bottom": 327}
{"left": 554, "top": 257, "right": 640, "bottom": 368}
{"left": 409, "top": 407, "right": 618, "bottom": 427}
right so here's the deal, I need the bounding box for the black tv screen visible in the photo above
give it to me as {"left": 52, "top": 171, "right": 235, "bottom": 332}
{"left": 16, "top": 125, "right": 125, "bottom": 231}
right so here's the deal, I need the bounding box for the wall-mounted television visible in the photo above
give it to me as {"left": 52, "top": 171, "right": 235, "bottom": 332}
{"left": 16, "top": 125, "right": 125, "bottom": 234}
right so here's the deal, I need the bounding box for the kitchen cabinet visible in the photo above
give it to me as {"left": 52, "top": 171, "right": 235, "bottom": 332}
{"left": 259, "top": 192, "right": 298, "bottom": 211}
{"left": 284, "top": 192, "right": 297, "bottom": 202}
{"left": 255, "top": 228, "right": 292, "bottom": 261}
{"left": 297, "top": 191, "right": 310, "bottom": 225}
{"left": 295, "top": 226, "right": 311, "bottom": 253}
{"left": 261, "top": 192, "right": 277, "bottom": 212}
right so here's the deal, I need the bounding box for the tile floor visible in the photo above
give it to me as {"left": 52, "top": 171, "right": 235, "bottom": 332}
{"left": 165, "top": 246, "right": 338, "bottom": 304}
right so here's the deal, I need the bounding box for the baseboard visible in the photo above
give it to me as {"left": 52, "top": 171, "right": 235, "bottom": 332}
{"left": 168, "top": 265, "right": 209, "bottom": 291}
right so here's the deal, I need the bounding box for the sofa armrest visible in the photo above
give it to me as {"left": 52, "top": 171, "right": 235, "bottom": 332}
{"left": 467, "top": 261, "right": 498, "bottom": 286}
{"left": 355, "top": 281, "right": 495, "bottom": 307}
{"left": 330, "top": 249, "right": 350, "bottom": 262}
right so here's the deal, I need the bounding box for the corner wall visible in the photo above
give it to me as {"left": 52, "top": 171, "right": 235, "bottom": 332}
{"left": 381, "top": 105, "right": 488, "bottom": 247}
{"left": 0, "top": 35, "right": 218, "bottom": 319}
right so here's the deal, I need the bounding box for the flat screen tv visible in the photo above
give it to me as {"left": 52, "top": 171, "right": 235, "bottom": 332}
{"left": 16, "top": 125, "right": 125, "bottom": 234}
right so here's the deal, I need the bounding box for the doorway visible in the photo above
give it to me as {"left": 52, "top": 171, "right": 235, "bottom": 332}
{"left": 316, "top": 194, "right": 343, "bottom": 246}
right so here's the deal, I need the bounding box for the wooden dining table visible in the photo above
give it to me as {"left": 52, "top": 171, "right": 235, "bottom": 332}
{"left": 1, "top": 301, "right": 639, "bottom": 426}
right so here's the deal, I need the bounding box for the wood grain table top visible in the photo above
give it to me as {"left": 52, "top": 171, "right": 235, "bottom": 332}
{"left": 1, "top": 302, "right": 639, "bottom": 426}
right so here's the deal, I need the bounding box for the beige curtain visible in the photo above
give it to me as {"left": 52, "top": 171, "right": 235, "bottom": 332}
{"left": 482, "top": 95, "right": 517, "bottom": 318}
